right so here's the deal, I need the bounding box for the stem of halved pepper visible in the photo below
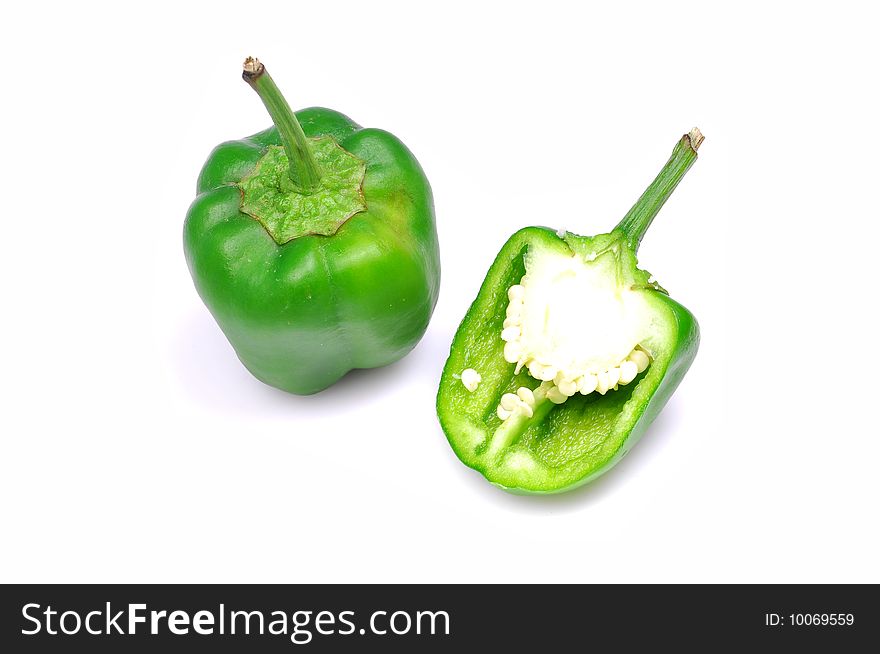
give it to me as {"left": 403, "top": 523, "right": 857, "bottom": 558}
{"left": 615, "top": 128, "right": 704, "bottom": 251}
{"left": 242, "top": 57, "right": 322, "bottom": 194}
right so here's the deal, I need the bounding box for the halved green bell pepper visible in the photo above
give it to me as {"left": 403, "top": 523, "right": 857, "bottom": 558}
{"left": 184, "top": 59, "right": 440, "bottom": 394}
{"left": 437, "top": 130, "right": 703, "bottom": 493}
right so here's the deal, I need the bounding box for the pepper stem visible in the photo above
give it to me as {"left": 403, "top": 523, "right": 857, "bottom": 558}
{"left": 242, "top": 57, "right": 322, "bottom": 194}
{"left": 615, "top": 128, "right": 704, "bottom": 251}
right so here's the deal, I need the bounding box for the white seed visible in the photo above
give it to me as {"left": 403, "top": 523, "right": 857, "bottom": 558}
{"left": 517, "top": 387, "right": 535, "bottom": 406}
{"left": 497, "top": 406, "right": 512, "bottom": 420}
{"left": 501, "top": 326, "right": 521, "bottom": 342}
{"left": 628, "top": 349, "right": 650, "bottom": 373}
{"left": 500, "top": 393, "right": 519, "bottom": 411}
{"left": 546, "top": 385, "right": 568, "bottom": 404}
{"left": 607, "top": 367, "right": 621, "bottom": 388}
{"left": 558, "top": 378, "right": 578, "bottom": 397}
{"left": 596, "top": 371, "right": 610, "bottom": 395}
{"left": 503, "top": 341, "right": 522, "bottom": 363}
{"left": 506, "top": 301, "right": 523, "bottom": 318}
{"left": 539, "top": 367, "right": 557, "bottom": 382}
{"left": 619, "top": 360, "right": 638, "bottom": 384}
{"left": 460, "top": 368, "right": 481, "bottom": 392}
{"left": 520, "top": 403, "right": 534, "bottom": 418}
{"left": 538, "top": 364, "right": 557, "bottom": 382}
{"left": 578, "top": 374, "right": 598, "bottom": 395}
{"left": 507, "top": 285, "right": 525, "bottom": 302}
{"left": 503, "top": 316, "right": 520, "bottom": 328}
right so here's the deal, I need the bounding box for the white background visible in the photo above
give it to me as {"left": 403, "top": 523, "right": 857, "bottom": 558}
{"left": 1, "top": 1, "right": 878, "bottom": 583}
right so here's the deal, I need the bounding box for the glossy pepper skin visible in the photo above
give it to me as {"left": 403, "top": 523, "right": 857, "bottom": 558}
{"left": 437, "top": 130, "right": 703, "bottom": 494}
{"left": 184, "top": 60, "right": 440, "bottom": 394}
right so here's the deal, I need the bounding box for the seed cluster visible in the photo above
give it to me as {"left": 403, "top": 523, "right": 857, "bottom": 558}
{"left": 496, "top": 386, "right": 536, "bottom": 420}
{"left": 497, "top": 282, "right": 651, "bottom": 420}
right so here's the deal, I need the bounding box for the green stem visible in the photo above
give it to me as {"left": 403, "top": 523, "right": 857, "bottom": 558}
{"left": 615, "top": 128, "right": 704, "bottom": 251}
{"left": 242, "top": 57, "right": 322, "bottom": 194}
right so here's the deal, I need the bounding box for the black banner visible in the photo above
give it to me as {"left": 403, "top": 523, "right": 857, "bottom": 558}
{"left": 1, "top": 584, "right": 875, "bottom": 651}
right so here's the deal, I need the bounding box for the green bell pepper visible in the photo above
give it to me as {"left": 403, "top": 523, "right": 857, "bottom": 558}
{"left": 184, "top": 58, "right": 440, "bottom": 395}
{"left": 437, "top": 129, "right": 703, "bottom": 494}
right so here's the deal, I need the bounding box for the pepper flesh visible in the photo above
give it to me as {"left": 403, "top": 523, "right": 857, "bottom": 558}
{"left": 437, "top": 130, "right": 702, "bottom": 493}
{"left": 184, "top": 59, "right": 440, "bottom": 394}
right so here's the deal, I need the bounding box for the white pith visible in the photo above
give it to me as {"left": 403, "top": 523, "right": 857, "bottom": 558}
{"left": 497, "top": 250, "right": 652, "bottom": 420}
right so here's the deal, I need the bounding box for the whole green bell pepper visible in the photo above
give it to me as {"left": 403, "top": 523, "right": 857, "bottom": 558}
{"left": 184, "top": 58, "right": 440, "bottom": 394}
{"left": 437, "top": 129, "right": 703, "bottom": 493}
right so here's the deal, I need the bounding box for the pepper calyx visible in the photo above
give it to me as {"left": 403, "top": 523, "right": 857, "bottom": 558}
{"left": 237, "top": 137, "right": 367, "bottom": 244}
